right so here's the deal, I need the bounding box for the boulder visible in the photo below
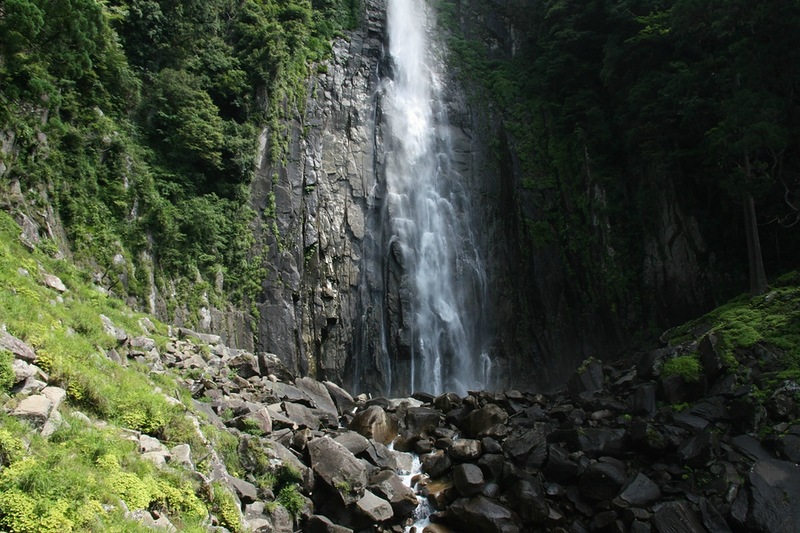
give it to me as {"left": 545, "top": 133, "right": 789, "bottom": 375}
{"left": 42, "top": 273, "right": 67, "bottom": 292}
{"left": 353, "top": 490, "right": 394, "bottom": 524}
{"left": 0, "top": 331, "right": 37, "bottom": 362}
{"left": 652, "top": 500, "right": 705, "bottom": 533}
{"left": 283, "top": 402, "right": 321, "bottom": 430}
{"left": 567, "top": 359, "right": 605, "bottom": 399}
{"left": 453, "top": 463, "right": 485, "bottom": 496}
{"left": 421, "top": 449, "right": 452, "bottom": 479}
{"left": 368, "top": 470, "right": 418, "bottom": 519}
{"left": 421, "top": 477, "right": 457, "bottom": 510}
{"left": 463, "top": 404, "right": 509, "bottom": 438}
{"left": 12, "top": 394, "right": 52, "bottom": 426}
{"left": 304, "top": 514, "right": 354, "bottom": 533}
{"left": 742, "top": 459, "right": 800, "bottom": 532}
{"left": 506, "top": 478, "right": 549, "bottom": 525}
{"left": 295, "top": 377, "right": 339, "bottom": 417}
{"left": 619, "top": 473, "right": 661, "bottom": 506}
{"left": 579, "top": 459, "right": 627, "bottom": 501}
{"left": 323, "top": 381, "right": 357, "bottom": 416}
{"left": 444, "top": 496, "right": 521, "bottom": 533}
{"left": 333, "top": 431, "right": 371, "bottom": 455}
{"left": 349, "top": 405, "right": 397, "bottom": 445}
{"left": 307, "top": 436, "right": 367, "bottom": 504}
{"left": 448, "top": 439, "right": 482, "bottom": 462}
{"left": 405, "top": 406, "right": 442, "bottom": 435}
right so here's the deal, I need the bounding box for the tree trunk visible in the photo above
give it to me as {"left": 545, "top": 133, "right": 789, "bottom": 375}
{"left": 743, "top": 155, "right": 768, "bottom": 295}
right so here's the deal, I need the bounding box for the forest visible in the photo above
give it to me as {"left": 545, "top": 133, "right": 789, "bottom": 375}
{"left": 446, "top": 0, "right": 800, "bottom": 320}
{"left": 1, "top": 0, "right": 358, "bottom": 313}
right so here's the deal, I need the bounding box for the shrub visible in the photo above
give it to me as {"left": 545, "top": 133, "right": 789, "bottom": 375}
{"left": 0, "top": 350, "right": 14, "bottom": 392}
{"left": 277, "top": 484, "right": 304, "bottom": 519}
{"left": 662, "top": 355, "right": 702, "bottom": 382}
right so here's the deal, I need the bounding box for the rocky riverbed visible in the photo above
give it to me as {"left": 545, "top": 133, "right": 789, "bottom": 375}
{"left": 3, "top": 305, "right": 800, "bottom": 532}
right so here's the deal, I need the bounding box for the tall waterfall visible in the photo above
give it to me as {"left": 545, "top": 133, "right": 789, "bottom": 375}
{"left": 355, "top": 0, "right": 492, "bottom": 397}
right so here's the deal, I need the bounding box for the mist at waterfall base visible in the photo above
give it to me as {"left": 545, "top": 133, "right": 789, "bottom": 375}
{"left": 353, "top": 0, "right": 493, "bottom": 398}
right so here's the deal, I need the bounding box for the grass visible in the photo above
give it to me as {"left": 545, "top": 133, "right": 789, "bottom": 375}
{"left": 665, "top": 273, "right": 800, "bottom": 398}
{"left": 0, "top": 212, "right": 247, "bottom": 530}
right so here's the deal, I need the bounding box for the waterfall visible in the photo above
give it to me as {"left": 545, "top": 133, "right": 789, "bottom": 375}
{"left": 357, "top": 0, "right": 491, "bottom": 397}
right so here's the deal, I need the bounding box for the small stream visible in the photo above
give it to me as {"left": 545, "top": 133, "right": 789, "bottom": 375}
{"left": 399, "top": 454, "right": 432, "bottom": 532}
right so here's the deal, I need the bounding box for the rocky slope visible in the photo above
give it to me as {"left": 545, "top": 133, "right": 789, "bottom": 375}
{"left": 3, "top": 260, "right": 798, "bottom": 532}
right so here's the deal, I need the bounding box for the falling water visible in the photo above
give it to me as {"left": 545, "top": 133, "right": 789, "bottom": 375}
{"left": 367, "top": 0, "right": 491, "bottom": 397}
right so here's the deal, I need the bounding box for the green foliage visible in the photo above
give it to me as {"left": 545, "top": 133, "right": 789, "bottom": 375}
{"left": 0, "top": 350, "right": 15, "bottom": 392}
{"left": 662, "top": 355, "right": 702, "bottom": 382}
{"left": 1, "top": 0, "right": 361, "bottom": 325}
{"left": 0, "top": 412, "right": 207, "bottom": 531}
{"left": 211, "top": 483, "right": 242, "bottom": 532}
{"left": 277, "top": 484, "right": 304, "bottom": 518}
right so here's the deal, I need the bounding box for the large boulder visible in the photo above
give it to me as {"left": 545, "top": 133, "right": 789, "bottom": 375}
{"left": 307, "top": 437, "right": 367, "bottom": 504}
{"left": 349, "top": 405, "right": 397, "bottom": 445}
{"left": 463, "top": 404, "right": 509, "bottom": 438}
{"left": 652, "top": 500, "right": 706, "bottom": 533}
{"left": 296, "top": 377, "right": 339, "bottom": 417}
{"left": 323, "top": 381, "right": 357, "bottom": 416}
{"left": 443, "top": 496, "right": 521, "bottom": 533}
{"left": 736, "top": 459, "right": 800, "bottom": 532}
{"left": 368, "top": 470, "right": 417, "bottom": 519}
{"left": 452, "top": 463, "right": 485, "bottom": 496}
{"left": 353, "top": 490, "right": 394, "bottom": 526}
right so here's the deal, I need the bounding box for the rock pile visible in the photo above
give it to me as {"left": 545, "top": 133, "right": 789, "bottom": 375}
{"left": 4, "top": 306, "right": 800, "bottom": 532}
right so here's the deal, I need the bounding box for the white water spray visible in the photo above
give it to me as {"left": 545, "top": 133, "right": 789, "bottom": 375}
{"left": 378, "top": 0, "right": 492, "bottom": 396}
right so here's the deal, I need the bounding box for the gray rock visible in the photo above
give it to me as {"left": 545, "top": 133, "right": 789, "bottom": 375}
{"left": 744, "top": 459, "right": 800, "bottom": 532}
{"left": 464, "top": 404, "right": 509, "bottom": 438}
{"left": 304, "top": 514, "right": 354, "bottom": 533}
{"left": 453, "top": 463, "right": 485, "bottom": 496}
{"left": 652, "top": 500, "right": 705, "bottom": 533}
{"left": 142, "top": 451, "right": 169, "bottom": 469}
{"left": 100, "top": 314, "right": 128, "bottom": 342}
{"left": 333, "top": 431, "right": 370, "bottom": 455}
{"left": 283, "top": 401, "right": 321, "bottom": 430}
{"left": 579, "top": 459, "right": 627, "bottom": 501}
{"left": 226, "top": 474, "right": 258, "bottom": 504}
{"left": 349, "top": 405, "right": 397, "bottom": 445}
{"left": 169, "top": 444, "right": 193, "bottom": 467}
{"left": 295, "top": 377, "right": 338, "bottom": 416}
{"left": 323, "top": 381, "right": 356, "bottom": 416}
{"left": 12, "top": 394, "right": 52, "bottom": 426}
{"left": 368, "top": 470, "right": 417, "bottom": 519}
{"left": 177, "top": 327, "right": 221, "bottom": 345}
{"left": 139, "top": 434, "right": 167, "bottom": 454}
{"left": 42, "top": 273, "right": 66, "bottom": 292}
{"left": 0, "top": 330, "right": 37, "bottom": 362}
{"left": 619, "top": 473, "right": 661, "bottom": 506}
{"left": 354, "top": 489, "right": 393, "bottom": 524}
{"left": 12, "top": 359, "right": 36, "bottom": 383}
{"left": 41, "top": 386, "right": 67, "bottom": 411}
{"left": 448, "top": 439, "right": 482, "bottom": 462}
{"left": 445, "top": 496, "right": 521, "bottom": 533}
{"left": 307, "top": 436, "right": 367, "bottom": 504}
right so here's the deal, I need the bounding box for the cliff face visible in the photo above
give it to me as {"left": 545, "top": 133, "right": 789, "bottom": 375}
{"left": 249, "top": 0, "right": 722, "bottom": 393}
{"left": 251, "top": 0, "right": 387, "bottom": 385}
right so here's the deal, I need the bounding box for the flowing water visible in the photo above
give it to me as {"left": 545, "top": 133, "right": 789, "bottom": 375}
{"left": 371, "top": 0, "right": 492, "bottom": 396}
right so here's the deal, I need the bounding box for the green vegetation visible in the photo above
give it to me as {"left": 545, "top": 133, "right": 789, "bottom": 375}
{"left": 277, "top": 484, "right": 304, "bottom": 518}
{"left": 0, "top": 350, "right": 14, "bottom": 393}
{"left": 1, "top": 0, "right": 361, "bottom": 327}
{"left": 666, "top": 277, "right": 800, "bottom": 398}
{"left": 662, "top": 355, "right": 702, "bottom": 383}
{"left": 0, "top": 413, "right": 207, "bottom": 532}
{"left": 437, "top": 0, "right": 800, "bottom": 333}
